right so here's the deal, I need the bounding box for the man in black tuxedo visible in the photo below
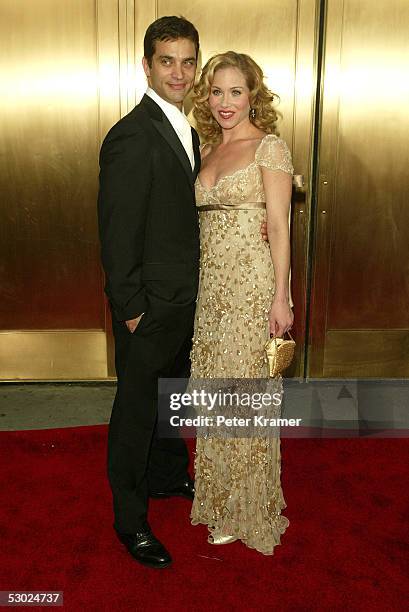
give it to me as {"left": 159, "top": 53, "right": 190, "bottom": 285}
{"left": 97, "top": 16, "right": 200, "bottom": 569}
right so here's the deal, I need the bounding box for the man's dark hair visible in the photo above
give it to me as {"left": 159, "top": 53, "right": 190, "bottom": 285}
{"left": 144, "top": 16, "right": 200, "bottom": 66}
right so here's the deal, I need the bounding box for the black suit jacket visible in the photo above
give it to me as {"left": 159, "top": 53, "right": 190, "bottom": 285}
{"left": 97, "top": 94, "right": 201, "bottom": 329}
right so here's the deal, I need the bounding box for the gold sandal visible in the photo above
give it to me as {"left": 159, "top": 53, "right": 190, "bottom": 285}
{"left": 208, "top": 533, "right": 237, "bottom": 545}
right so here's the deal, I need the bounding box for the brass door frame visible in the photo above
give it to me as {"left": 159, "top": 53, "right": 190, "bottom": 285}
{"left": 99, "top": 0, "right": 158, "bottom": 378}
{"left": 307, "top": 0, "right": 337, "bottom": 377}
{"left": 287, "top": 0, "right": 322, "bottom": 377}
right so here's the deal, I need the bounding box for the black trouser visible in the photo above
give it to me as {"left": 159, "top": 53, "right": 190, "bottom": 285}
{"left": 108, "top": 308, "right": 193, "bottom": 533}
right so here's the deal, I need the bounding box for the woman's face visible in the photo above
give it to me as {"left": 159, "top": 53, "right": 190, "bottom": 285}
{"left": 208, "top": 67, "right": 251, "bottom": 130}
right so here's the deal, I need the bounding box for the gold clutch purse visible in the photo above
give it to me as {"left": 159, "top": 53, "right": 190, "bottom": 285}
{"left": 265, "top": 331, "right": 296, "bottom": 377}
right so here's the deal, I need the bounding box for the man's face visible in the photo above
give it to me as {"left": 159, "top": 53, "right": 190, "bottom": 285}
{"left": 143, "top": 38, "right": 197, "bottom": 109}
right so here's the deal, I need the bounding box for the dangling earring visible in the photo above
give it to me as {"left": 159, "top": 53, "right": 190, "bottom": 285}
{"left": 249, "top": 108, "right": 256, "bottom": 120}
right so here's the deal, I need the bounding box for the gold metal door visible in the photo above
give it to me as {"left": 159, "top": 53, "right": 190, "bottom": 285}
{"left": 0, "top": 0, "right": 144, "bottom": 380}
{"left": 308, "top": 0, "right": 409, "bottom": 377}
{"left": 0, "top": 0, "right": 104, "bottom": 379}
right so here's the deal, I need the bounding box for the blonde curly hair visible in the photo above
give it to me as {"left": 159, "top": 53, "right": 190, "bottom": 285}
{"left": 193, "top": 51, "right": 280, "bottom": 143}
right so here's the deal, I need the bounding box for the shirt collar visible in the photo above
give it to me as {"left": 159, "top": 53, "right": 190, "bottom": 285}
{"left": 145, "top": 87, "right": 191, "bottom": 135}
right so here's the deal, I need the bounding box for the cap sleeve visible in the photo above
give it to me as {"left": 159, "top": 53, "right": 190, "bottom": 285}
{"left": 255, "top": 134, "right": 294, "bottom": 175}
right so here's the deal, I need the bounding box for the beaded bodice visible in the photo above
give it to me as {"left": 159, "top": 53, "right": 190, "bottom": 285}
{"left": 195, "top": 134, "right": 294, "bottom": 210}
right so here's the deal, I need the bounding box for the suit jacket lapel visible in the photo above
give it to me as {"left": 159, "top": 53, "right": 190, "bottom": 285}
{"left": 192, "top": 128, "right": 201, "bottom": 183}
{"left": 141, "top": 95, "right": 194, "bottom": 188}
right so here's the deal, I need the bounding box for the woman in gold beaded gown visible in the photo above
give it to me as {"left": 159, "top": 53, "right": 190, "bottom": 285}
{"left": 189, "top": 52, "right": 294, "bottom": 555}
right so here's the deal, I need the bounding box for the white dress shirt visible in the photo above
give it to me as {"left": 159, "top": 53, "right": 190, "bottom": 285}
{"left": 146, "top": 87, "right": 195, "bottom": 170}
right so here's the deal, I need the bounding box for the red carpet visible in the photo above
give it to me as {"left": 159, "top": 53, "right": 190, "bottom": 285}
{"left": 0, "top": 425, "right": 408, "bottom": 611}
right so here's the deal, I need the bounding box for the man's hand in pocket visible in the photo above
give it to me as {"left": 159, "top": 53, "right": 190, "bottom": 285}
{"left": 126, "top": 313, "right": 144, "bottom": 333}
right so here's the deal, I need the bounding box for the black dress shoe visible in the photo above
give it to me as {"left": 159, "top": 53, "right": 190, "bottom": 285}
{"left": 115, "top": 525, "right": 172, "bottom": 569}
{"left": 150, "top": 477, "right": 195, "bottom": 501}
